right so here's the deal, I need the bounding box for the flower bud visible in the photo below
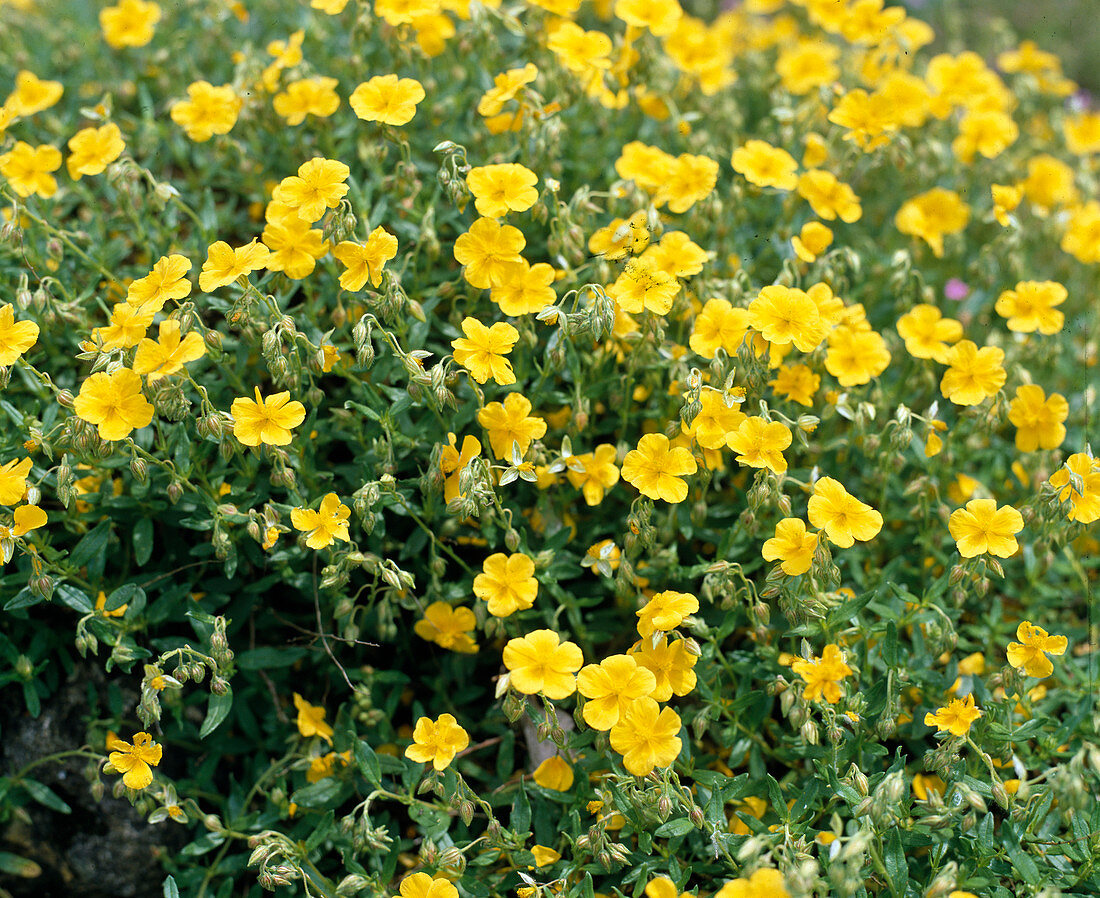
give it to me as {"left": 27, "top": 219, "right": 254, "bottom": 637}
{"left": 57, "top": 389, "right": 75, "bottom": 409}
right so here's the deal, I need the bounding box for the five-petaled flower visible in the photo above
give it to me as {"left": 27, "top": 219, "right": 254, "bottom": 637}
{"left": 1006, "top": 621, "right": 1067, "bottom": 678}
{"left": 107, "top": 732, "right": 163, "bottom": 790}
{"left": 948, "top": 498, "right": 1023, "bottom": 558}
{"left": 924, "top": 693, "right": 982, "bottom": 737}
{"left": 230, "top": 388, "right": 306, "bottom": 446}
{"left": 405, "top": 713, "right": 470, "bottom": 771}
{"left": 291, "top": 493, "right": 351, "bottom": 549}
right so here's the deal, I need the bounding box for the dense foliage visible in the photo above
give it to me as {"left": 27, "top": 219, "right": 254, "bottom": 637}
{"left": 1, "top": 0, "right": 1098, "bottom": 896}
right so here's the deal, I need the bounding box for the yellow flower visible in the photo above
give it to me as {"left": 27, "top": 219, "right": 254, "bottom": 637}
{"left": 689, "top": 299, "right": 753, "bottom": 359}
{"left": 126, "top": 254, "right": 192, "bottom": 312}
{"left": 657, "top": 153, "right": 719, "bottom": 214}
{"left": 490, "top": 259, "right": 556, "bottom": 316}
{"left": 170, "top": 81, "right": 241, "bottom": 142}
{"left": 262, "top": 216, "right": 330, "bottom": 280}
{"left": 747, "top": 285, "right": 827, "bottom": 352}
{"left": 451, "top": 317, "right": 519, "bottom": 386}
{"left": 198, "top": 239, "right": 270, "bottom": 292}
{"left": 1048, "top": 454, "right": 1100, "bottom": 524}
{"left": 94, "top": 303, "right": 154, "bottom": 350}
{"left": 132, "top": 319, "right": 206, "bottom": 382}
{"left": 293, "top": 693, "right": 334, "bottom": 743}
{"left": 895, "top": 188, "right": 970, "bottom": 257}
{"left": 731, "top": 139, "right": 799, "bottom": 191}
{"left": 413, "top": 602, "right": 479, "bottom": 653}
{"left": 940, "top": 340, "right": 1006, "bottom": 407}
{"left": 726, "top": 416, "right": 792, "bottom": 474}
{"left": 291, "top": 493, "right": 351, "bottom": 549}
{"left": 5, "top": 71, "right": 63, "bottom": 117}
{"left": 66, "top": 122, "right": 125, "bottom": 179}
{"left": 0, "top": 303, "right": 40, "bottom": 366}
{"left": 467, "top": 163, "right": 539, "bottom": 218}
{"left": 272, "top": 157, "right": 351, "bottom": 223}
{"left": 1007, "top": 385, "right": 1067, "bottom": 452}
{"left": 762, "top": 518, "right": 818, "bottom": 576}
{"left": 621, "top": 433, "right": 697, "bottom": 504}
{"left": 74, "top": 368, "right": 155, "bottom": 441}
{"left": 333, "top": 226, "right": 399, "bottom": 290}
{"left": 608, "top": 258, "right": 681, "bottom": 315}
{"left": 608, "top": 697, "right": 682, "bottom": 776}
{"left": 532, "top": 756, "right": 574, "bottom": 791}
{"left": 636, "top": 591, "right": 698, "bottom": 638}
{"left": 405, "top": 713, "right": 470, "bottom": 771}
{"left": 629, "top": 636, "right": 697, "bottom": 701}
{"left": 991, "top": 183, "right": 1022, "bottom": 227}
{"left": 807, "top": 476, "right": 883, "bottom": 548}
{"left": 566, "top": 444, "right": 620, "bottom": 505}
{"left": 994, "top": 280, "right": 1066, "bottom": 335}
{"left": 1006, "top": 621, "right": 1067, "bottom": 679}
{"left": 768, "top": 364, "right": 819, "bottom": 407}
{"left": 273, "top": 76, "right": 341, "bottom": 126}
{"left": 896, "top": 304, "right": 963, "bottom": 362}
{"left": 924, "top": 693, "right": 982, "bottom": 737}
{"left": 0, "top": 457, "right": 32, "bottom": 506}
{"left": 791, "top": 221, "right": 834, "bottom": 262}
{"left": 502, "top": 629, "right": 584, "bottom": 700}
{"left": 453, "top": 218, "right": 526, "bottom": 290}
{"left": 474, "top": 552, "right": 538, "bottom": 617}
{"left": 230, "top": 388, "right": 306, "bottom": 446}
{"left": 791, "top": 644, "right": 853, "bottom": 704}
{"left": 439, "top": 433, "right": 481, "bottom": 502}
{"left": 350, "top": 74, "right": 426, "bottom": 126}
{"left": 106, "top": 732, "right": 163, "bottom": 790}
{"left": 825, "top": 326, "right": 891, "bottom": 387}
{"left": 948, "top": 498, "right": 1023, "bottom": 558}
{"left": 614, "top": 0, "right": 681, "bottom": 34}
{"left": 0, "top": 141, "right": 62, "bottom": 198}
{"left": 529, "top": 844, "right": 561, "bottom": 867}
{"left": 398, "top": 872, "right": 459, "bottom": 898}
{"left": 477, "top": 393, "right": 546, "bottom": 458}
{"left": 715, "top": 868, "right": 790, "bottom": 898}
{"left": 777, "top": 38, "right": 840, "bottom": 95}
{"left": 797, "top": 170, "right": 861, "bottom": 223}
{"left": 952, "top": 109, "right": 1018, "bottom": 163}
{"left": 100, "top": 0, "right": 161, "bottom": 48}
{"left": 12, "top": 504, "right": 47, "bottom": 536}
{"left": 577, "top": 655, "right": 657, "bottom": 730}
{"left": 306, "top": 750, "right": 352, "bottom": 783}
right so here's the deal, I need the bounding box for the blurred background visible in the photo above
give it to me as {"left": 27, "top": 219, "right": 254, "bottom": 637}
{"left": 904, "top": 0, "right": 1098, "bottom": 92}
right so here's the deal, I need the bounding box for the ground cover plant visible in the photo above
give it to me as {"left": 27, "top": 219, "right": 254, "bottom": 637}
{"left": 0, "top": 0, "right": 1098, "bottom": 895}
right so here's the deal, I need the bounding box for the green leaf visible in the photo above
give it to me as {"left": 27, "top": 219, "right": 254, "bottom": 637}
{"left": 4, "top": 588, "right": 41, "bottom": 611}
{"left": 292, "top": 777, "right": 345, "bottom": 809}
{"left": 237, "top": 647, "right": 309, "bottom": 669}
{"left": 199, "top": 688, "right": 233, "bottom": 739}
{"left": 105, "top": 584, "right": 143, "bottom": 612}
{"left": 511, "top": 783, "right": 531, "bottom": 835}
{"left": 55, "top": 584, "right": 93, "bottom": 613}
{"left": 69, "top": 522, "right": 111, "bottom": 569}
{"left": 1002, "top": 823, "right": 1040, "bottom": 885}
{"left": 134, "top": 518, "right": 154, "bottom": 567}
{"left": 353, "top": 740, "right": 383, "bottom": 786}
{"left": 0, "top": 851, "right": 41, "bottom": 877}
{"left": 826, "top": 588, "right": 876, "bottom": 627}
{"left": 883, "top": 620, "right": 898, "bottom": 667}
{"left": 654, "top": 817, "right": 695, "bottom": 838}
{"left": 883, "top": 829, "right": 908, "bottom": 895}
{"left": 163, "top": 876, "right": 180, "bottom": 898}
{"left": 21, "top": 778, "right": 71, "bottom": 814}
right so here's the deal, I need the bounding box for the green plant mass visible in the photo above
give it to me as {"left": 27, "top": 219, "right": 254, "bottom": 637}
{"left": 0, "top": 0, "right": 1098, "bottom": 896}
